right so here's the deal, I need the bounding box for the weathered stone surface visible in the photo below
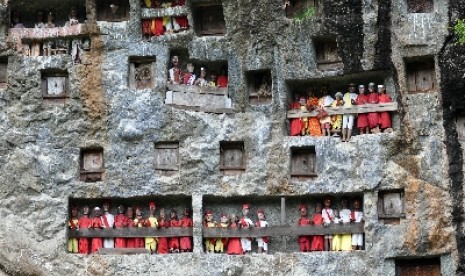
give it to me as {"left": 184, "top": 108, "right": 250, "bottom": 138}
{"left": 0, "top": 0, "right": 462, "bottom": 275}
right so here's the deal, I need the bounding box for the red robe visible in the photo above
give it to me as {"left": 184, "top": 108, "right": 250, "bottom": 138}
{"left": 157, "top": 219, "right": 170, "bottom": 254}
{"left": 91, "top": 217, "right": 103, "bottom": 253}
{"left": 298, "top": 217, "right": 312, "bottom": 252}
{"left": 227, "top": 222, "right": 243, "bottom": 255}
{"left": 355, "top": 94, "right": 369, "bottom": 129}
{"left": 134, "top": 218, "right": 145, "bottom": 248}
{"left": 78, "top": 215, "right": 92, "bottom": 254}
{"left": 367, "top": 92, "right": 380, "bottom": 128}
{"left": 126, "top": 219, "right": 136, "bottom": 248}
{"left": 310, "top": 213, "right": 324, "bottom": 251}
{"left": 174, "top": 16, "right": 189, "bottom": 29}
{"left": 142, "top": 19, "right": 152, "bottom": 35}
{"left": 114, "top": 214, "right": 128, "bottom": 248}
{"left": 169, "top": 219, "right": 180, "bottom": 250}
{"left": 152, "top": 18, "right": 164, "bottom": 36}
{"left": 217, "top": 76, "right": 228, "bottom": 87}
{"left": 289, "top": 101, "right": 302, "bottom": 136}
{"left": 179, "top": 216, "right": 193, "bottom": 251}
{"left": 379, "top": 94, "right": 392, "bottom": 129}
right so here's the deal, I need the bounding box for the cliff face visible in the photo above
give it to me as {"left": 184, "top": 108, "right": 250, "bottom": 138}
{"left": 0, "top": 0, "right": 462, "bottom": 275}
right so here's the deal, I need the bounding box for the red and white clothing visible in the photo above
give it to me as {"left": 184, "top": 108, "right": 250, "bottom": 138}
{"left": 227, "top": 222, "right": 243, "bottom": 255}
{"left": 310, "top": 213, "right": 324, "bottom": 251}
{"left": 114, "top": 214, "right": 128, "bottom": 248}
{"left": 179, "top": 216, "right": 193, "bottom": 251}
{"left": 157, "top": 219, "right": 169, "bottom": 254}
{"left": 297, "top": 217, "right": 311, "bottom": 252}
{"left": 78, "top": 215, "right": 92, "bottom": 254}
{"left": 91, "top": 217, "right": 103, "bottom": 253}
{"left": 351, "top": 210, "right": 364, "bottom": 246}
{"left": 367, "top": 92, "right": 380, "bottom": 128}
{"left": 255, "top": 220, "right": 269, "bottom": 252}
{"left": 101, "top": 213, "right": 114, "bottom": 248}
{"left": 240, "top": 217, "right": 253, "bottom": 252}
{"left": 379, "top": 94, "right": 392, "bottom": 129}
{"left": 169, "top": 219, "right": 180, "bottom": 251}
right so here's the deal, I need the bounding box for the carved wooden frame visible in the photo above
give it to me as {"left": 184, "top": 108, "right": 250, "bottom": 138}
{"left": 290, "top": 146, "right": 317, "bottom": 177}
{"left": 41, "top": 70, "right": 69, "bottom": 99}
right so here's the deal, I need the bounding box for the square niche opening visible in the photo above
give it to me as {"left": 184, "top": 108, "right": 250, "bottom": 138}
{"left": 314, "top": 38, "right": 343, "bottom": 71}
{"left": 97, "top": 0, "right": 130, "bottom": 21}
{"left": 154, "top": 142, "right": 179, "bottom": 172}
{"left": 129, "top": 56, "right": 156, "bottom": 90}
{"left": 41, "top": 70, "right": 69, "bottom": 99}
{"left": 290, "top": 146, "right": 317, "bottom": 178}
{"left": 378, "top": 190, "right": 405, "bottom": 225}
{"left": 220, "top": 141, "right": 245, "bottom": 173}
{"left": 405, "top": 57, "right": 437, "bottom": 93}
{"left": 0, "top": 58, "right": 7, "bottom": 89}
{"left": 285, "top": 0, "right": 321, "bottom": 19}
{"left": 395, "top": 258, "right": 441, "bottom": 276}
{"left": 247, "top": 69, "right": 272, "bottom": 105}
{"left": 80, "top": 148, "right": 104, "bottom": 182}
{"left": 407, "top": 0, "right": 434, "bottom": 13}
{"left": 8, "top": 1, "right": 87, "bottom": 28}
{"left": 193, "top": 3, "right": 226, "bottom": 36}
{"left": 68, "top": 195, "right": 193, "bottom": 254}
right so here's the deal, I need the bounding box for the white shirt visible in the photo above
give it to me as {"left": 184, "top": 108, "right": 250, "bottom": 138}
{"left": 322, "top": 208, "right": 334, "bottom": 224}
{"left": 339, "top": 208, "right": 351, "bottom": 223}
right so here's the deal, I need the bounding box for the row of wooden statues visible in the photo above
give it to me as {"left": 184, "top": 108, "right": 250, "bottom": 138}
{"left": 168, "top": 56, "right": 228, "bottom": 87}
{"left": 142, "top": 0, "right": 185, "bottom": 8}
{"left": 68, "top": 201, "right": 193, "bottom": 254}
{"left": 289, "top": 83, "right": 393, "bottom": 141}
{"left": 203, "top": 204, "right": 269, "bottom": 255}
{"left": 298, "top": 197, "right": 364, "bottom": 252}
{"left": 11, "top": 9, "right": 80, "bottom": 29}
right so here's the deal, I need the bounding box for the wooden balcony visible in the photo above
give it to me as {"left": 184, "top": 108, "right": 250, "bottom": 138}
{"left": 68, "top": 223, "right": 363, "bottom": 239}
{"left": 68, "top": 227, "right": 193, "bottom": 238}
{"left": 287, "top": 102, "right": 398, "bottom": 119}
{"left": 203, "top": 223, "right": 364, "bottom": 238}
{"left": 165, "top": 84, "right": 233, "bottom": 114}
{"left": 8, "top": 24, "right": 84, "bottom": 41}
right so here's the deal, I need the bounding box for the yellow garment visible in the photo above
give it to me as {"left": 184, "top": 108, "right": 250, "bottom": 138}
{"left": 205, "top": 222, "right": 216, "bottom": 252}
{"left": 343, "top": 92, "right": 352, "bottom": 107}
{"left": 144, "top": 0, "right": 152, "bottom": 7}
{"left": 145, "top": 217, "right": 158, "bottom": 250}
{"left": 331, "top": 100, "right": 343, "bottom": 129}
{"left": 340, "top": 234, "right": 352, "bottom": 251}
{"left": 68, "top": 238, "right": 78, "bottom": 253}
{"left": 68, "top": 218, "right": 79, "bottom": 253}
{"left": 332, "top": 234, "right": 342, "bottom": 251}
{"left": 214, "top": 223, "right": 228, "bottom": 252}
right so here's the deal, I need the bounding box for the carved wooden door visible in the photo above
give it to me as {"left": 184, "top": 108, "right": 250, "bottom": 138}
{"left": 47, "top": 77, "right": 66, "bottom": 96}
{"left": 82, "top": 151, "right": 103, "bottom": 171}
{"left": 155, "top": 143, "right": 179, "bottom": 171}
{"left": 222, "top": 148, "right": 243, "bottom": 168}
{"left": 291, "top": 148, "right": 316, "bottom": 176}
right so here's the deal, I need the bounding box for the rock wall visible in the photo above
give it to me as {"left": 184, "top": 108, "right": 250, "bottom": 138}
{"left": 0, "top": 0, "right": 462, "bottom": 275}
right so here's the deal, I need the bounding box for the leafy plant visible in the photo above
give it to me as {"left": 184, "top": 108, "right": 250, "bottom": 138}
{"left": 294, "top": 6, "right": 315, "bottom": 21}
{"left": 453, "top": 19, "right": 465, "bottom": 45}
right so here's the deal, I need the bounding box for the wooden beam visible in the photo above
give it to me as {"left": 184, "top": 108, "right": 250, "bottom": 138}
{"left": 68, "top": 227, "right": 193, "bottom": 238}
{"left": 202, "top": 223, "right": 364, "bottom": 238}
{"left": 167, "top": 104, "right": 233, "bottom": 114}
{"left": 8, "top": 25, "right": 83, "bottom": 41}
{"left": 98, "top": 248, "right": 150, "bottom": 255}
{"left": 167, "top": 84, "right": 228, "bottom": 95}
{"left": 287, "top": 103, "right": 398, "bottom": 118}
